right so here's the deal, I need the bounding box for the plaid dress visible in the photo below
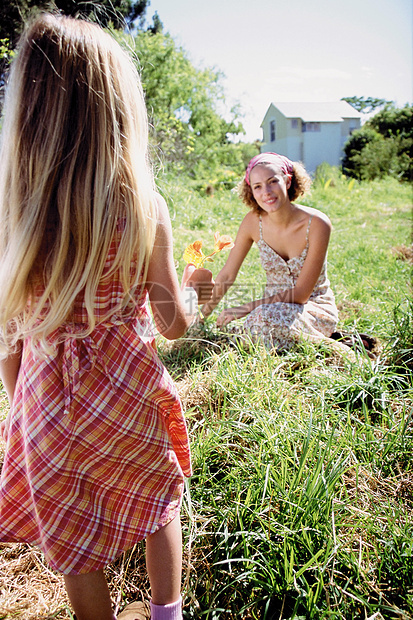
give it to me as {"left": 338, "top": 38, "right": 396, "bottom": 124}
{"left": 0, "top": 221, "right": 191, "bottom": 574}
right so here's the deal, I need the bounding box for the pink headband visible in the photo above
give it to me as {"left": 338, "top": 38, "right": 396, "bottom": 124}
{"left": 245, "top": 153, "right": 294, "bottom": 185}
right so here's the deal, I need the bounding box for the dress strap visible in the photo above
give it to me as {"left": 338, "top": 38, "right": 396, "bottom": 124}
{"left": 258, "top": 215, "right": 264, "bottom": 240}
{"left": 305, "top": 215, "right": 313, "bottom": 243}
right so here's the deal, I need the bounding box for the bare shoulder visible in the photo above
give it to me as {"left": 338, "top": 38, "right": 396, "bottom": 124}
{"left": 152, "top": 192, "right": 174, "bottom": 241}
{"left": 295, "top": 204, "right": 332, "bottom": 231}
{"left": 153, "top": 192, "right": 168, "bottom": 221}
{"left": 238, "top": 210, "right": 260, "bottom": 242}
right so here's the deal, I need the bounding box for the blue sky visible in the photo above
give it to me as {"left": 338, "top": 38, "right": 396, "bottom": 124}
{"left": 145, "top": 0, "right": 412, "bottom": 141}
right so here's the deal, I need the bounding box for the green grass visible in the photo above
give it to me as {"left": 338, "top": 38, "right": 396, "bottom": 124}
{"left": 159, "top": 174, "right": 412, "bottom": 619}
{"left": 0, "top": 174, "right": 412, "bottom": 619}
{"left": 162, "top": 174, "right": 412, "bottom": 337}
{"left": 173, "top": 334, "right": 412, "bottom": 618}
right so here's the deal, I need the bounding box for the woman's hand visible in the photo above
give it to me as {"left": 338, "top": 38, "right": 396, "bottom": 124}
{"left": 216, "top": 304, "right": 251, "bottom": 328}
{"left": 181, "top": 264, "right": 214, "bottom": 305}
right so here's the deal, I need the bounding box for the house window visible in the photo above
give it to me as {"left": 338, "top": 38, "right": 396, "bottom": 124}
{"left": 270, "top": 120, "right": 276, "bottom": 142}
{"left": 291, "top": 119, "right": 298, "bottom": 129}
{"left": 302, "top": 122, "right": 320, "bottom": 133}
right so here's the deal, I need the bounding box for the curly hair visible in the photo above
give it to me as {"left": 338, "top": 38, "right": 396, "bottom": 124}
{"left": 237, "top": 160, "right": 312, "bottom": 213}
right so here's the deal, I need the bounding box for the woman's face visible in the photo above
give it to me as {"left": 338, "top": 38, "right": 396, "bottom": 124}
{"left": 249, "top": 163, "right": 291, "bottom": 213}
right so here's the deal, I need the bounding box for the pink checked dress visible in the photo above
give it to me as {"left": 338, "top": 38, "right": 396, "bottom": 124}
{"left": 0, "top": 220, "right": 191, "bottom": 574}
{"left": 243, "top": 215, "right": 338, "bottom": 349}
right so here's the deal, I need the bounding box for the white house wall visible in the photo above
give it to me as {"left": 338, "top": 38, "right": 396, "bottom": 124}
{"left": 261, "top": 104, "right": 362, "bottom": 173}
{"left": 262, "top": 122, "right": 342, "bottom": 173}
{"left": 261, "top": 106, "right": 302, "bottom": 163}
{"left": 261, "top": 105, "right": 286, "bottom": 141}
{"left": 303, "top": 123, "right": 342, "bottom": 172}
{"left": 262, "top": 137, "right": 302, "bottom": 162}
{"left": 340, "top": 117, "right": 361, "bottom": 148}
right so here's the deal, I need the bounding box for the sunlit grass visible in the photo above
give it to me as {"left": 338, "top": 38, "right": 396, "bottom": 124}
{"left": 0, "top": 175, "right": 412, "bottom": 619}
{"left": 176, "top": 337, "right": 412, "bottom": 618}
{"left": 163, "top": 175, "right": 412, "bottom": 339}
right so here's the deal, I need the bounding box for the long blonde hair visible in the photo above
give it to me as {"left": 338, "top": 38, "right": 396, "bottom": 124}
{"left": 0, "top": 14, "right": 156, "bottom": 356}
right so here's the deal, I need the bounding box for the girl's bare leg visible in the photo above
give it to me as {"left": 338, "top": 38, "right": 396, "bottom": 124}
{"left": 145, "top": 515, "right": 182, "bottom": 604}
{"left": 64, "top": 569, "right": 114, "bottom": 620}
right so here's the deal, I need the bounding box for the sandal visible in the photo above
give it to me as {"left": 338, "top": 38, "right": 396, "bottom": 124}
{"left": 331, "top": 330, "right": 377, "bottom": 354}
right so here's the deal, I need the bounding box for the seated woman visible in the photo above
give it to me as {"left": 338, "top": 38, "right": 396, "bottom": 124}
{"left": 201, "top": 152, "right": 340, "bottom": 351}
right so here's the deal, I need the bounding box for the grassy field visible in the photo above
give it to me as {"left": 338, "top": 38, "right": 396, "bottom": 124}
{"left": 0, "top": 173, "right": 412, "bottom": 619}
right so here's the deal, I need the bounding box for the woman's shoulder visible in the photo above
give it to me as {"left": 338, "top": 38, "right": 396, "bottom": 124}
{"left": 238, "top": 210, "right": 260, "bottom": 242}
{"left": 242, "top": 209, "right": 260, "bottom": 224}
{"left": 294, "top": 204, "right": 332, "bottom": 229}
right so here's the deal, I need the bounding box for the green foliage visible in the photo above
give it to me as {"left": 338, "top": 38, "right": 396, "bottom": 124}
{"left": 344, "top": 130, "right": 408, "bottom": 181}
{"left": 0, "top": 0, "right": 150, "bottom": 41}
{"left": 343, "top": 104, "right": 413, "bottom": 181}
{"left": 341, "top": 95, "right": 393, "bottom": 113}
{"left": 369, "top": 104, "right": 413, "bottom": 137}
{"left": 146, "top": 10, "right": 163, "bottom": 34}
{"left": 383, "top": 298, "right": 413, "bottom": 374}
{"left": 168, "top": 333, "right": 413, "bottom": 618}
{"left": 321, "top": 357, "right": 410, "bottom": 414}
{"left": 0, "top": 0, "right": 154, "bottom": 104}
{"left": 184, "top": 378, "right": 351, "bottom": 617}
{"left": 313, "top": 162, "right": 350, "bottom": 190}
{"left": 117, "top": 30, "right": 249, "bottom": 184}
{"left": 0, "top": 38, "right": 14, "bottom": 62}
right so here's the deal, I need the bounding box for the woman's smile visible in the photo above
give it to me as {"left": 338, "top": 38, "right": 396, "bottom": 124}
{"left": 249, "top": 163, "right": 291, "bottom": 213}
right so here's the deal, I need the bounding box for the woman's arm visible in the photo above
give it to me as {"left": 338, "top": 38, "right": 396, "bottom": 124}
{"left": 201, "top": 213, "right": 254, "bottom": 318}
{"left": 255, "top": 214, "right": 331, "bottom": 304}
{"left": 216, "top": 213, "right": 332, "bottom": 327}
{"left": 146, "top": 194, "right": 214, "bottom": 340}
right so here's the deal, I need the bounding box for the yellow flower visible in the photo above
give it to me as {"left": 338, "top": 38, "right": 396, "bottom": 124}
{"left": 182, "top": 240, "right": 205, "bottom": 268}
{"left": 183, "top": 232, "right": 234, "bottom": 269}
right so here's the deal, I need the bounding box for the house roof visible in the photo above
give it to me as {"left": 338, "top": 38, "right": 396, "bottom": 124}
{"left": 267, "top": 101, "right": 363, "bottom": 122}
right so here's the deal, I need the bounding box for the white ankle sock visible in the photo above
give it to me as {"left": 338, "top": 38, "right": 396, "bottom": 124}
{"left": 150, "top": 596, "right": 182, "bottom": 620}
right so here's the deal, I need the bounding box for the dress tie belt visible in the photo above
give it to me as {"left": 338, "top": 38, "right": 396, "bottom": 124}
{"left": 61, "top": 316, "right": 137, "bottom": 414}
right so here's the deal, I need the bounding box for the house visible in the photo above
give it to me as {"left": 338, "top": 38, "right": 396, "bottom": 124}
{"left": 260, "top": 101, "right": 363, "bottom": 173}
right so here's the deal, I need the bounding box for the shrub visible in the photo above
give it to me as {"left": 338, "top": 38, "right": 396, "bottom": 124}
{"left": 342, "top": 105, "right": 413, "bottom": 181}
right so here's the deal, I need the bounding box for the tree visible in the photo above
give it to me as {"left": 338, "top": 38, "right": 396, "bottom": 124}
{"left": 146, "top": 11, "right": 163, "bottom": 34}
{"left": 117, "top": 30, "right": 245, "bottom": 181}
{"left": 342, "top": 104, "right": 412, "bottom": 181}
{"left": 0, "top": 0, "right": 33, "bottom": 94}
{"left": 342, "top": 96, "right": 393, "bottom": 114}
{"left": 0, "top": 0, "right": 153, "bottom": 103}
{"left": 0, "top": 0, "right": 150, "bottom": 42}
{"left": 1, "top": 7, "right": 249, "bottom": 184}
{"left": 368, "top": 104, "right": 412, "bottom": 138}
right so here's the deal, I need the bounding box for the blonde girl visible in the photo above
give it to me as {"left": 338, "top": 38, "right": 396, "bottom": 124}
{"left": 0, "top": 14, "right": 213, "bottom": 620}
{"left": 201, "top": 153, "right": 339, "bottom": 350}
